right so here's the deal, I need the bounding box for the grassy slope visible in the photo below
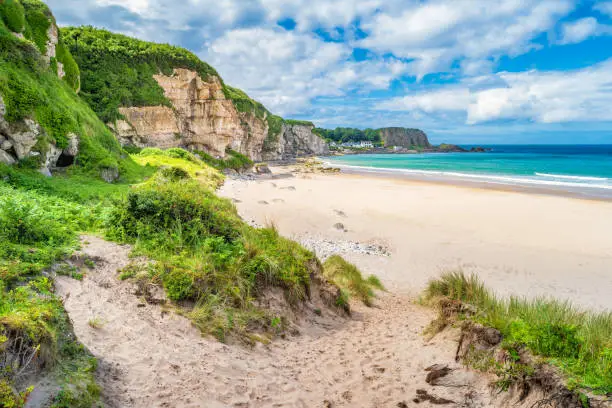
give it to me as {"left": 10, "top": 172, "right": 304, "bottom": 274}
{"left": 0, "top": 146, "right": 373, "bottom": 404}
{"left": 0, "top": 1, "right": 125, "bottom": 175}
{"left": 424, "top": 272, "right": 612, "bottom": 396}
{"left": 61, "top": 26, "right": 307, "bottom": 150}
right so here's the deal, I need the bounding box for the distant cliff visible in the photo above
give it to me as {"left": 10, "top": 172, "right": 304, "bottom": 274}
{"left": 315, "top": 127, "right": 430, "bottom": 149}
{"left": 64, "top": 27, "right": 328, "bottom": 162}
{"left": 379, "top": 127, "right": 430, "bottom": 148}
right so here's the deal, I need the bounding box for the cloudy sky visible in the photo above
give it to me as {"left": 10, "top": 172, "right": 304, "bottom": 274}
{"left": 47, "top": 0, "right": 612, "bottom": 144}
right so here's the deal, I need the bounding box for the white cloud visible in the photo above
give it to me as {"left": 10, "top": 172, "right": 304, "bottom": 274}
{"left": 205, "top": 28, "right": 409, "bottom": 115}
{"left": 558, "top": 17, "right": 599, "bottom": 44}
{"left": 594, "top": 1, "right": 612, "bottom": 17}
{"left": 360, "top": 0, "right": 574, "bottom": 78}
{"left": 376, "top": 60, "right": 612, "bottom": 124}
{"left": 96, "top": 0, "right": 150, "bottom": 15}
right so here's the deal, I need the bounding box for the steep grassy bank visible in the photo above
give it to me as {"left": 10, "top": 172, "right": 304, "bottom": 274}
{"left": 424, "top": 272, "right": 612, "bottom": 401}
{"left": 0, "top": 0, "right": 124, "bottom": 175}
{"left": 107, "top": 148, "right": 344, "bottom": 342}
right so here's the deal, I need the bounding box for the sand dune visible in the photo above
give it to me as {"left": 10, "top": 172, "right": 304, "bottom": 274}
{"left": 56, "top": 236, "right": 498, "bottom": 407}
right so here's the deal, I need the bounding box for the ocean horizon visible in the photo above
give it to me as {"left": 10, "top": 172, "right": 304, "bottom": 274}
{"left": 324, "top": 144, "right": 612, "bottom": 199}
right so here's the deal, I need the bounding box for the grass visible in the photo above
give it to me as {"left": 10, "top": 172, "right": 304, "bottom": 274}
{"left": 0, "top": 4, "right": 127, "bottom": 176}
{"left": 0, "top": 147, "right": 345, "bottom": 402}
{"left": 423, "top": 271, "right": 612, "bottom": 395}
{"left": 193, "top": 149, "right": 253, "bottom": 173}
{"left": 87, "top": 317, "right": 104, "bottom": 329}
{"left": 105, "top": 151, "right": 326, "bottom": 341}
{"left": 323, "top": 255, "right": 384, "bottom": 307}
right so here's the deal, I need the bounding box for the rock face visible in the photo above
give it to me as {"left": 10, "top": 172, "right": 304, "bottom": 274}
{"left": 0, "top": 96, "right": 79, "bottom": 173}
{"left": 111, "top": 68, "right": 327, "bottom": 161}
{"left": 380, "top": 127, "right": 430, "bottom": 148}
{"left": 262, "top": 123, "right": 329, "bottom": 161}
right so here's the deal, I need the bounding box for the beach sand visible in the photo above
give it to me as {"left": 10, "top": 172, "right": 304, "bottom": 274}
{"left": 220, "top": 167, "right": 612, "bottom": 311}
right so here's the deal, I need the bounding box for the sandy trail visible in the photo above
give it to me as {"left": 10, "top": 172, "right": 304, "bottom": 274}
{"left": 219, "top": 170, "right": 612, "bottom": 311}
{"left": 56, "top": 236, "right": 495, "bottom": 407}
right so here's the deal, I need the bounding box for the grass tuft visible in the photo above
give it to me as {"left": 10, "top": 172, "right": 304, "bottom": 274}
{"left": 424, "top": 271, "right": 612, "bottom": 395}
{"left": 322, "top": 255, "right": 384, "bottom": 307}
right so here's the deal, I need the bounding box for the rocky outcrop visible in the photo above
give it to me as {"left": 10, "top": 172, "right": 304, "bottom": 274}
{"left": 380, "top": 127, "right": 430, "bottom": 148}
{"left": 262, "top": 123, "right": 329, "bottom": 161}
{"left": 0, "top": 96, "right": 79, "bottom": 173}
{"left": 112, "top": 69, "right": 269, "bottom": 160}
{"left": 44, "top": 22, "right": 65, "bottom": 79}
{"left": 111, "top": 68, "right": 327, "bottom": 162}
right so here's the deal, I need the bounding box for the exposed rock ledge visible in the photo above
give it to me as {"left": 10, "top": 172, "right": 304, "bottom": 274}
{"left": 110, "top": 68, "right": 328, "bottom": 161}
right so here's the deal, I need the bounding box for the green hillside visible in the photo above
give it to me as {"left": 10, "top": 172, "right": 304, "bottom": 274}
{"left": 0, "top": 0, "right": 129, "bottom": 176}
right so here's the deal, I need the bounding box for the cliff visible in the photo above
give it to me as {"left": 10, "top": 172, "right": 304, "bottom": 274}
{"left": 379, "top": 127, "right": 430, "bottom": 148}
{"left": 263, "top": 122, "right": 329, "bottom": 161}
{"left": 64, "top": 27, "right": 328, "bottom": 162}
{"left": 0, "top": 0, "right": 123, "bottom": 178}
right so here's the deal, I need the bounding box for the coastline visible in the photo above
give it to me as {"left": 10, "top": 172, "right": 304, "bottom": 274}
{"left": 221, "top": 165, "right": 612, "bottom": 311}
{"left": 335, "top": 164, "right": 612, "bottom": 202}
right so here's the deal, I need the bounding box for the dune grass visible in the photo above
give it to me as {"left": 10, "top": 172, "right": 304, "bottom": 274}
{"left": 105, "top": 154, "right": 323, "bottom": 341}
{"left": 323, "top": 255, "right": 384, "bottom": 307}
{"left": 424, "top": 271, "right": 612, "bottom": 395}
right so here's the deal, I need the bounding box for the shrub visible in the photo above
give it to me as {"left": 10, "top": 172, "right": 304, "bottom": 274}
{"left": 0, "top": 0, "right": 25, "bottom": 33}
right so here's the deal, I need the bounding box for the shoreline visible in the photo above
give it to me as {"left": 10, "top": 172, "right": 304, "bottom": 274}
{"left": 221, "top": 166, "right": 612, "bottom": 311}
{"left": 335, "top": 165, "right": 612, "bottom": 202}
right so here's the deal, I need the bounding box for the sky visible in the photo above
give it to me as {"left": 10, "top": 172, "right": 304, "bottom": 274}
{"left": 46, "top": 0, "right": 612, "bottom": 144}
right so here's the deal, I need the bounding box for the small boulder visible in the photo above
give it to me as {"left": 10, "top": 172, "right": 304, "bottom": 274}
{"left": 101, "top": 167, "right": 119, "bottom": 183}
{"left": 1, "top": 139, "right": 13, "bottom": 151}
{"left": 0, "top": 149, "right": 16, "bottom": 165}
{"left": 255, "top": 164, "right": 271, "bottom": 174}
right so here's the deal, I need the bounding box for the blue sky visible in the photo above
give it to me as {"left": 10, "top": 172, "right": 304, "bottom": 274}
{"left": 47, "top": 0, "right": 612, "bottom": 144}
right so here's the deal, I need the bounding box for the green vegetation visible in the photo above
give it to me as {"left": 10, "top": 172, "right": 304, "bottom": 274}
{"left": 284, "top": 119, "right": 315, "bottom": 127}
{"left": 323, "top": 255, "right": 384, "bottom": 307}
{"left": 61, "top": 26, "right": 318, "bottom": 152}
{"left": 0, "top": 0, "right": 25, "bottom": 33}
{"left": 193, "top": 148, "right": 253, "bottom": 172}
{"left": 106, "top": 149, "right": 324, "bottom": 342}
{"left": 0, "top": 2, "right": 122, "bottom": 174}
{"left": 314, "top": 127, "right": 381, "bottom": 144}
{"left": 424, "top": 271, "right": 612, "bottom": 395}
{"left": 0, "top": 171, "right": 106, "bottom": 406}
{"left": 0, "top": 144, "right": 349, "bottom": 403}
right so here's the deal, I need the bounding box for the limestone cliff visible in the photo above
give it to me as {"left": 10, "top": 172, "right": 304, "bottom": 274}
{"left": 111, "top": 68, "right": 328, "bottom": 161}
{"left": 379, "top": 127, "right": 430, "bottom": 148}
{"left": 262, "top": 123, "right": 329, "bottom": 161}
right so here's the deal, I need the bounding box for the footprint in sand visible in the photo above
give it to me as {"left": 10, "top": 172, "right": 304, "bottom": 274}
{"left": 280, "top": 186, "right": 296, "bottom": 191}
{"left": 272, "top": 199, "right": 285, "bottom": 203}
{"left": 334, "top": 209, "right": 347, "bottom": 217}
{"left": 258, "top": 200, "right": 269, "bottom": 205}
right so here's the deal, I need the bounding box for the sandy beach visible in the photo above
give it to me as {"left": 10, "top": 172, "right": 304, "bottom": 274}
{"left": 220, "top": 167, "right": 612, "bottom": 311}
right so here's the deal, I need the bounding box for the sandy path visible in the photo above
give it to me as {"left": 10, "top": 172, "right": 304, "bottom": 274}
{"left": 56, "top": 236, "right": 495, "bottom": 407}
{"left": 219, "top": 170, "right": 612, "bottom": 311}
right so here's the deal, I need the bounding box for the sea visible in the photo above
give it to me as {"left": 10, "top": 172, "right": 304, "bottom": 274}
{"left": 324, "top": 145, "right": 612, "bottom": 199}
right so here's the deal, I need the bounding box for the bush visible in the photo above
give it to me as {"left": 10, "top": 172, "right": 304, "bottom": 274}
{"left": 0, "top": 0, "right": 25, "bottom": 33}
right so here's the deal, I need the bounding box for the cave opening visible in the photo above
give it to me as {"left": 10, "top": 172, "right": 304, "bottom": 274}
{"left": 56, "top": 152, "right": 75, "bottom": 168}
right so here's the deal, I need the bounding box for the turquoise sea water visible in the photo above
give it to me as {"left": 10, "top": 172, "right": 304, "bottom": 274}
{"left": 324, "top": 145, "right": 612, "bottom": 198}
